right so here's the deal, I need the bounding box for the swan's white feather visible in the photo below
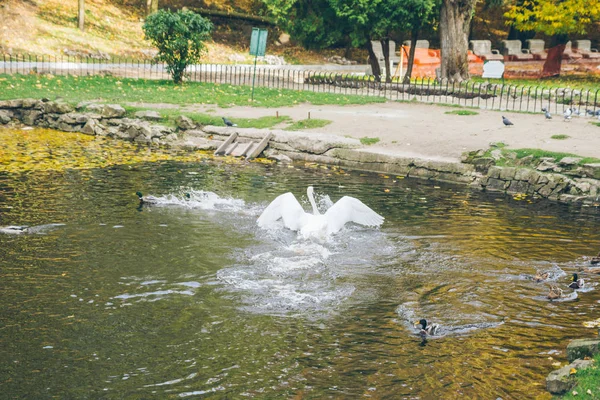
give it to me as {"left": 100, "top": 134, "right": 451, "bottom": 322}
{"left": 324, "top": 196, "right": 384, "bottom": 234}
{"left": 257, "top": 187, "right": 384, "bottom": 239}
{"left": 256, "top": 192, "right": 305, "bottom": 231}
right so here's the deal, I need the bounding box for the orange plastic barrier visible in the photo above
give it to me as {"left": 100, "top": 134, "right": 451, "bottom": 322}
{"left": 395, "top": 46, "right": 484, "bottom": 79}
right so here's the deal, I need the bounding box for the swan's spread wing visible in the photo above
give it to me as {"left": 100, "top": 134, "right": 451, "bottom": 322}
{"left": 324, "top": 196, "right": 384, "bottom": 234}
{"left": 257, "top": 192, "right": 306, "bottom": 231}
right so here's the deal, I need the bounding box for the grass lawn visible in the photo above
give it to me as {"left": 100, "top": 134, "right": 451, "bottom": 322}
{"left": 285, "top": 118, "right": 332, "bottom": 131}
{"left": 123, "top": 106, "right": 292, "bottom": 129}
{"left": 308, "top": 73, "right": 600, "bottom": 92}
{"left": 0, "top": 74, "right": 386, "bottom": 108}
{"left": 445, "top": 109, "right": 479, "bottom": 115}
{"left": 558, "top": 353, "right": 600, "bottom": 399}
{"left": 471, "top": 75, "right": 600, "bottom": 92}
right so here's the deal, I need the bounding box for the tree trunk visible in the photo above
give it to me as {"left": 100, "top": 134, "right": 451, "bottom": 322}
{"left": 147, "top": 0, "right": 158, "bottom": 15}
{"left": 439, "top": 0, "right": 476, "bottom": 82}
{"left": 542, "top": 34, "right": 568, "bottom": 78}
{"left": 366, "top": 40, "right": 382, "bottom": 83}
{"left": 403, "top": 27, "right": 419, "bottom": 84}
{"left": 78, "top": 0, "right": 84, "bottom": 31}
{"left": 381, "top": 38, "right": 391, "bottom": 83}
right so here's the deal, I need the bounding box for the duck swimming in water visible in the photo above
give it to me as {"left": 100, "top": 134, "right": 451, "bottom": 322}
{"left": 547, "top": 284, "right": 563, "bottom": 300}
{"left": 136, "top": 191, "right": 159, "bottom": 204}
{"left": 568, "top": 273, "right": 584, "bottom": 289}
{"left": 590, "top": 251, "right": 600, "bottom": 265}
{"left": 415, "top": 319, "right": 440, "bottom": 340}
{"left": 533, "top": 270, "right": 550, "bottom": 282}
{"left": 583, "top": 267, "right": 600, "bottom": 274}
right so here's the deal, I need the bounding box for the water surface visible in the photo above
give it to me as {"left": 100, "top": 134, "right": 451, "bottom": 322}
{"left": 1, "top": 129, "right": 600, "bottom": 399}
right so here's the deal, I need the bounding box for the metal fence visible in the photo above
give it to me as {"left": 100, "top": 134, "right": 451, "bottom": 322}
{"left": 1, "top": 54, "right": 599, "bottom": 115}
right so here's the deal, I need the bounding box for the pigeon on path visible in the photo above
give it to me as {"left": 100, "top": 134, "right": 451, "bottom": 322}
{"left": 542, "top": 108, "right": 552, "bottom": 119}
{"left": 563, "top": 108, "right": 572, "bottom": 121}
{"left": 542, "top": 108, "right": 552, "bottom": 120}
{"left": 222, "top": 117, "right": 238, "bottom": 127}
{"left": 502, "top": 116, "right": 514, "bottom": 126}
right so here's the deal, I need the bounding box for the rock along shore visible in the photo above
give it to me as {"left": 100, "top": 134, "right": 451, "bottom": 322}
{"left": 1, "top": 98, "right": 600, "bottom": 206}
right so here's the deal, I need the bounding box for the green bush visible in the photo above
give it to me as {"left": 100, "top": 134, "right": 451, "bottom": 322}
{"left": 143, "top": 10, "right": 212, "bottom": 84}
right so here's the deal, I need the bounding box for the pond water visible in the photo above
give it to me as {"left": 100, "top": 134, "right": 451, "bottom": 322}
{"left": 1, "top": 129, "right": 600, "bottom": 399}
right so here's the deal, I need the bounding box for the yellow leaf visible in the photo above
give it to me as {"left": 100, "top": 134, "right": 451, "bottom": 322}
{"left": 582, "top": 318, "right": 600, "bottom": 328}
{"left": 570, "top": 368, "right": 577, "bottom": 375}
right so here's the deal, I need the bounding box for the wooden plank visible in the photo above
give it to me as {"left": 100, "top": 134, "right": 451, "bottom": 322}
{"left": 214, "top": 132, "right": 238, "bottom": 155}
{"left": 238, "top": 141, "right": 255, "bottom": 157}
{"left": 246, "top": 133, "right": 273, "bottom": 160}
{"left": 230, "top": 142, "right": 249, "bottom": 157}
{"left": 225, "top": 142, "right": 238, "bottom": 156}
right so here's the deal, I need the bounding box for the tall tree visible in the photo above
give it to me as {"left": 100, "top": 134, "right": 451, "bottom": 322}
{"left": 265, "top": 0, "right": 438, "bottom": 83}
{"left": 78, "top": 0, "right": 85, "bottom": 31}
{"left": 439, "top": 0, "right": 477, "bottom": 82}
{"left": 263, "top": 0, "right": 348, "bottom": 50}
{"left": 147, "top": 0, "right": 159, "bottom": 16}
{"left": 505, "top": 0, "right": 600, "bottom": 76}
{"left": 328, "top": 0, "right": 413, "bottom": 82}
{"left": 401, "top": 0, "right": 439, "bottom": 83}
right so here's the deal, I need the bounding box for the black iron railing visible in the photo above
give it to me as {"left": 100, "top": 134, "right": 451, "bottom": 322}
{"left": 1, "top": 54, "right": 599, "bottom": 115}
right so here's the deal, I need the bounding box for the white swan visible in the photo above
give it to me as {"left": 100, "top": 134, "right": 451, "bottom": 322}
{"left": 257, "top": 186, "right": 384, "bottom": 239}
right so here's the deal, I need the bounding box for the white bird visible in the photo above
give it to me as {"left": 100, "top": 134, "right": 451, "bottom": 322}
{"left": 0, "top": 225, "right": 30, "bottom": 234}
{"left": 563, "top": 108, "right": 572, "bottom": 121}
{"left": 257, "top": 186, "right": 384, "bottom": 239}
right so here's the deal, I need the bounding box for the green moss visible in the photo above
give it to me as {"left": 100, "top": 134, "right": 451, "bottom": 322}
{"left": 480, "top": 145, "right": 600, "bottom": 167}
{"left": 360, "top": 137, "right": 380, "bottom": 145}
{"left": 550, "top": 134, "right": 570, "bottom": 140}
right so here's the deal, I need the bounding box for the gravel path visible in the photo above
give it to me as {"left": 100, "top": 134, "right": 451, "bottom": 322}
{"left": 131, "top": 101, "right": 600, "bottom": 162}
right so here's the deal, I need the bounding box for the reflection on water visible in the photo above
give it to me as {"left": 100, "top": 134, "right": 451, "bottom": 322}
{"left": 1, "top": 130, "right": 600, "bottom": 398}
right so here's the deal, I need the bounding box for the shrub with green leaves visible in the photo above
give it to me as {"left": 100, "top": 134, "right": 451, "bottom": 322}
{"left": 143, "top": 10, "right": 212, "bottom": 84}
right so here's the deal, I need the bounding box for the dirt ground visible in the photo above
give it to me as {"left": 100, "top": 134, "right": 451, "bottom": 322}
{"left": 180, "top": 102, "right": 600, "bottom": 162}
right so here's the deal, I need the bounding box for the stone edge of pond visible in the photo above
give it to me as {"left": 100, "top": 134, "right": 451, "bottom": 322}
{"left": 546, "top": 336, "right": 600, "bottom": 396}
{"left": 1, "top": 98, "right": 600, "bottom": 207}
